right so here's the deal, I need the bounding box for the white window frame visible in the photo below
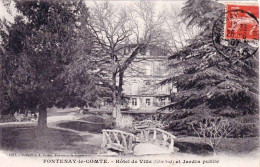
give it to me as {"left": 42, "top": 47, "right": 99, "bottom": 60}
{"left": 146, "top": 98, "right": 151, "bottom": 106}
{"left": 160, "top": 98, "right": 166, "bottom": 106}
{"left": 132, "top": 98, "right": 137, "bottom": 106}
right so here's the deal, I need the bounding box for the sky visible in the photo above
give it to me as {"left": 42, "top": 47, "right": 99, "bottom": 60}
{"left": 0, "top": 0, "right": 187, "bottom": 48}
{"left": 85, "top": 0, "right": 184, "bottom": 8}
{"left": 0, "top": 0, "right": 185, "bottom": 23}
{"left": 85, "top": 0, "right": 185, "bottom": 16}
{"left": 0, "top": 0, "right": 16, "bottom": 22}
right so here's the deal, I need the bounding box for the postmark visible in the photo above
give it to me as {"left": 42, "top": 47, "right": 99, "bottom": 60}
{"left": 225, "top": 5, "right": 258, "bottom": 40}
{"left": 212, "top": 4, "right": 259, "bottom": 60}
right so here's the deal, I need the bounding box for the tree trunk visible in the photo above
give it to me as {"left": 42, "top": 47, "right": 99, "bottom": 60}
{"left": 118, "top": 72, "right": 124, "bottom": 99}
{"left": 111, "top": 71, "right": 126, "bottom": 128}
{"left": 213, "top": 149, "right": 216, "bottom": 156}
{"left": 38, "top": 105, "right": 47, "bottom": 129}
{"left": 115, "top": 72, "right": 126, "bottom": 128}
{"left": 112, "top": 72, "right": 117, "bottom": 119}
{"left": 115, "top": 72, "right": 123, "bottom": 127}
{"left": 115, "top": 104, "right": 123, "bottom": 128}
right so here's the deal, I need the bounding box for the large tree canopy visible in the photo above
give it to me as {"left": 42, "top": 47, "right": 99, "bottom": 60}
{"left": 161, "top": 0, "right": 258, "bottom": 137}
{"left": 0, "top": 0, "right": 98, "bottom": 127}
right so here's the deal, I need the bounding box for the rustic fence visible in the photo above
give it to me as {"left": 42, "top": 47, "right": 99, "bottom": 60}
{"left": 133, "top": 120, "right": 166, "bottom": 130}
{"left": 100, "top": 121, "right": 176, "bottom": 154}
{"left": 101, "top": 129, "right": 135, "bottom": 154}
{"left": 136, "top": 128, "right": 177, "bottom": 153}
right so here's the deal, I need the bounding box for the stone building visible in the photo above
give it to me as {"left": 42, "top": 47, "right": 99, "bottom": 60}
{"left": 122, "top": 45, "right": 176, "bottom": 112}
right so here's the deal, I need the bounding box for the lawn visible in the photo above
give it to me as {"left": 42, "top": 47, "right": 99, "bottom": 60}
{"left": 0, "top": 122, "right": 258, "bottom": 156}
{"left": 80, "top": 115, "right": 105, "bottom": 123}
{"left": 57, "top": 121, "right": 105, "bottom": 133}
{"left": 175, "top": 136, "right": 259, "bottom": 155}
{"left": 0, "top": 126, "right": 100, "bottom": 154}
{"left": 217, "top": 137, "right": 259, "bottom": 154}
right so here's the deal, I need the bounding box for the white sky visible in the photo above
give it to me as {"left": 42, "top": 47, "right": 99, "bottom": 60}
{"left": 85, "top": 0, "right": 185, "bottom": 8}
{"left": 0, "top": 0, "right": 17, "bottom": 22}
{"left": 0, "top": 0, "right": 185, "bottom": 23}
{"left": 85, "top": 0, "right": 185, "bottom": 16}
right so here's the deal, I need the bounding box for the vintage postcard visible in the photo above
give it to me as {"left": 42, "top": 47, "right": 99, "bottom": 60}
{"left": 0, "top": 0, "right": 259, "bottom": 167}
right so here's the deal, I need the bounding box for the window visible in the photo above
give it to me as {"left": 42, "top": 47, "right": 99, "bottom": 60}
{"left": 155, "top": 61, "right": 164, "bottom": 75}
{"left": 146, "top": 99, "right": 151, "bottom": 106}
{"left": 132, "top": 98, "right": 137, "bottom": 106}
{"left": 144, "top": 80, "right": 150, "bottom": 85}
{"left": 145, "top": 65, "right": 151, "bottom": 75}
{"left": 160, "top": 98, "right": 165, "bottom": 106}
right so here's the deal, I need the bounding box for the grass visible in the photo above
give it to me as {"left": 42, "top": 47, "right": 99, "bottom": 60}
{"left": 0, "top": 119, "right": 257, "bottom": 156}
{"left": 0, "top": 126, "right": 100, "bottom": 154}
{"left": 217, "top": 137, "right": 259, "bottom": 154}
{"left": 57, "top": 121, "right": 105, "bottom": 133}
{"left": 175, "top": 136, "right": 259, "bottom": 155}
{"left": 80, "top": 115, "right": 105, "bottom": 124}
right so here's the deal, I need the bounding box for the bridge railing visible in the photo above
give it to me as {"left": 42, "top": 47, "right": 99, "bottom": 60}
{"left": 133, "top": 120, "right": 165, "bottom": 130}
{"left": 136, "top": 128, "right": 177, "bottom": 153}
{"left": 101, "top": 129, "right": 135, "bottom": 154}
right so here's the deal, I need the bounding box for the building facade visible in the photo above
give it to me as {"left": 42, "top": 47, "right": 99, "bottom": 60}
{"left": 122, "top": 45, "right": 176, "bottom": 112}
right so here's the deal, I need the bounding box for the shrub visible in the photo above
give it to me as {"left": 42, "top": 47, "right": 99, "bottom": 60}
{"left": 79, "top": 108, "right": 90, "bottom": 115}
{"left": 81, "top": 115, "right": 104, "bottom": 123}
{"left": 0, "top": 114, "right": 16, "bottom": 123}
{"left": 164, "top": 109, "right": 259, "bottom": 138}
{"left": 102, "top": 114, "right": 114, "bottom": 129}
{"left": 190, "top": 116, "right": 237, "bottom": 155}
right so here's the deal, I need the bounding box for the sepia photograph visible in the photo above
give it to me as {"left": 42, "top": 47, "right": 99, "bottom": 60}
{"left": 0, "top": 0, "right": 259, "bottom": 166}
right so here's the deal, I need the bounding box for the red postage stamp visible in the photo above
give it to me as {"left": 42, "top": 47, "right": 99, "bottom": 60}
{"left": 225, "top": 4, "right": 259, "bottom": 40}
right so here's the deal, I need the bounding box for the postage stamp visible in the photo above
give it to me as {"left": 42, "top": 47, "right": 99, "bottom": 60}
{"left": 212, "top": 4, "right": 259, "bottom": 60}
{"left": 225, "top": 5, "right": 259, "bottom": 40}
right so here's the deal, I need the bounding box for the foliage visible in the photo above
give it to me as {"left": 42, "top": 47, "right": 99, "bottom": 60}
{"left": 0, "top": 114, "right": 16, "bottom": 123}
{"left": 101, "top": 113, "right": 114, "bottom": 129}
{"left": 57, "top": 52, "right": 111, "bottom": 108}
{"left": 81, "top": 115, "right": 104, "bottom": 123}
{"left": 162, "top": 0, "right": 259, "bottom": 137}
{"left": 190, "top": 116, "right": 237, "bottom": 154}
{"left": 0, "top": 0, "right": 99, "bottom": 116}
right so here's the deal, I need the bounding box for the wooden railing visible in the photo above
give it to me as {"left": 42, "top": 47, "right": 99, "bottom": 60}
{"left": 136, "top": 128, "right": 177, "bottom": 153}
{"left": 101, "top": 129, "right": 135, "bottom": 154}
{"left": 133, "top": 120, "right": 166, "bottom": 130}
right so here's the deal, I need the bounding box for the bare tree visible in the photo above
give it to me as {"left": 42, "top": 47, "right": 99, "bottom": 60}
{"left": 88, "top": 1, "right": 166, "bottom": 128}
{"left": 164, "top": 5, "right": 198, "bottom": 53}
{"left": 190, "top": 117, "right": 237, "bottom": 155}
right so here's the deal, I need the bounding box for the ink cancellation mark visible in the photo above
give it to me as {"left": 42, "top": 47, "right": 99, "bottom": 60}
{"left": 212, "top": 4, "right": 259, "bottom": 60}
{"left": 225, "top": 5, "right": 258, "bottom": 40}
